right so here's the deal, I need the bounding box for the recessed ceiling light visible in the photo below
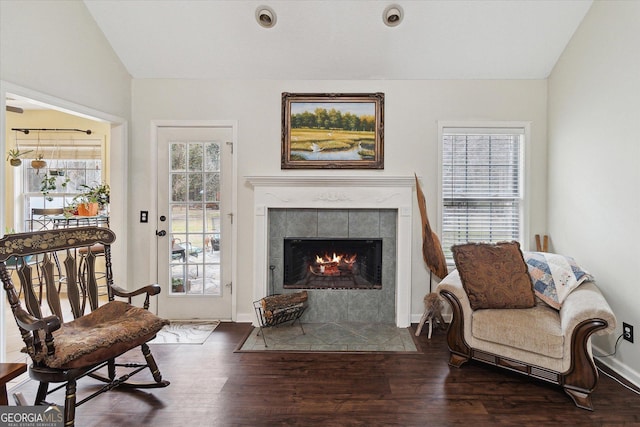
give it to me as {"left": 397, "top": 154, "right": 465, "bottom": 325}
{"left": 383, "top": 4, "right": 403, "bottom": 27}
{"left": 256, "top": 6, "right": 276, "bottom": 28}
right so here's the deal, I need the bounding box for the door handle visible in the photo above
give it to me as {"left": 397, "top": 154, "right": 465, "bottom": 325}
{"left": 156, "top": 230, "right": 167, "bottom": 237}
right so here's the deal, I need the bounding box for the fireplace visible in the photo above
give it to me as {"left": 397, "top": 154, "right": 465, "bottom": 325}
{"left": 246, "top": 175, "right": 414, "bottom": 327}
{"left": 283, "top": 238, "right": 383, "bottom": 290}
{"left": 268, "top": 208, "right": 395, "bottom": 322}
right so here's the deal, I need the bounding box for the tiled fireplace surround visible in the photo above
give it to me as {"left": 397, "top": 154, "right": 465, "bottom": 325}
{"left": 270, "top": 208, "right": 396, "bottom": 322}
{"left": 247, "top": 176, "right": 413, "bottom": 327}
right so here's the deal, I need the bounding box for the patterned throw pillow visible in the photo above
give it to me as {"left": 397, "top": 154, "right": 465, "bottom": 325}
{"left": 452, "top": 241, "right": 536, "bottom": 310}
{"left": 523, "top": 251, "right": 594, "bottom": 310}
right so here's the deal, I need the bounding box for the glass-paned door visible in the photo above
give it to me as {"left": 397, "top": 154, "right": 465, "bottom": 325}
{"left": 157, "top": 127, "right": 233, "bottom": 319}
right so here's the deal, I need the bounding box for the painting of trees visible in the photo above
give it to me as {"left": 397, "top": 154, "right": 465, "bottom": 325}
{"left": 282, "top": 93, "right": 384, "bottom": 169}
{"left": 291, "top": 107, "right": 375, "bottom": 132}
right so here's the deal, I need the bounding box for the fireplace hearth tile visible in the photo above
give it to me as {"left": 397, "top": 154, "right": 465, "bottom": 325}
{"left": 303, "top": 290, "right": 349, "bottom": 323}
{"left": 285, "top": 209, "right": 318, "bottom": 237}
{"left": 237, "top": 322, "right": 418, "bottom": 352}
{"left": 382, "top": 239, "right": 397, "bottom": 278}
{"left": 269, "top": 209, "right": 287, "bottom": 239}
{"left": 379, "top": 298, "right": 395, "bottom": 322}
{"left": 348, "top": 210, "right": 381, "bottom": 237}
{"left": 380, "top": 210, "right": 397, "bottom": 237}
{"left": 310, "top": 344, "right": 349, "bottom": 351}
{"left": 317, "top": 209, "right": 349, "bottom": 237}
{"left": 342, "top": 322, "right": 400, "bottom": 342}
{"left": 348, "top": 291, "right": 381, "bottom": 322}
{"left": 312, "top": 323, "right": 370, "bottom": 345}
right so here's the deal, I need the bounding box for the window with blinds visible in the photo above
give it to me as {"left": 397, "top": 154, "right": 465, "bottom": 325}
{"left": 441, "top": 127, "right": 524, "bottom": 263}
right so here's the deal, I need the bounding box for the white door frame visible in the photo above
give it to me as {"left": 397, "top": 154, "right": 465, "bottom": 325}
{"left": 150, "top": 120, "right": 238, "bottom": 321}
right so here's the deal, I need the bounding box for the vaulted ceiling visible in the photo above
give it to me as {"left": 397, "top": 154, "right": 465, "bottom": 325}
{"left": 83, "top": 0, "right": 593, "bottom": 80}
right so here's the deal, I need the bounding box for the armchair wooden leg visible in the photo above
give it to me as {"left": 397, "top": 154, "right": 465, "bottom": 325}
{"left": 439, "top": 289, "right": 472, "bottom": 366}
{"left": 560, "top": 318, "right": 607, "bottom": 410}
{"left": 564, "top": 387, "right": 593, "bottom": 411}
{"left": 449, "top": 352, "right": 470, "bottom": 368}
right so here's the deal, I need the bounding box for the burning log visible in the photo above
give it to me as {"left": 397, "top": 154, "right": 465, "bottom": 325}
{"left": 310, "top": 252, "right": 357, "bottom": 276}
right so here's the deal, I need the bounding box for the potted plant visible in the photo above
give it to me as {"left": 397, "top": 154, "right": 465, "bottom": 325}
{"left": 74, "top": 182, "right": 110, "bottom": 216}
{"left": 172, "top": 277, "right": 185, "bottom": 293}
{"left": 6, "top": 148, "right": 33, "bottom": 166}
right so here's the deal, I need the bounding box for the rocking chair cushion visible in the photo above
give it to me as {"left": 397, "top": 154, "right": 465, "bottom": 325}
{"left": 33, "top": 301, "right": 169, "bottom": 369}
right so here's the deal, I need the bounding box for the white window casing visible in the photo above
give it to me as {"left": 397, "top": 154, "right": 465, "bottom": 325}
{"left": 438, "top": 122, "right": 530, "bottom": 264}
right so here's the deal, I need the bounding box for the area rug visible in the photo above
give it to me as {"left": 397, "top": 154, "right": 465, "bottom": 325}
{"left": 236, "top": 322, "right": 420, "bottom": 353}
{"left": 149, "top": 320, "right": 219, "bottom": 344}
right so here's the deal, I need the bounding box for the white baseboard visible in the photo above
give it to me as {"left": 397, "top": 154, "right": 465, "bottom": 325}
{"left": 235, "top": 312, "right": 256, "bottom": 324}
{"left": 410, "top": 311, "right": 453, "bottom": 324}
{"left": 593, "top": 343, "right": 640, "bottom": 389}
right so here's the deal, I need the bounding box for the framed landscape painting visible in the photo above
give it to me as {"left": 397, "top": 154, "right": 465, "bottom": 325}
{"left": 281, "top": 93, "right": 384, "bottom": 169}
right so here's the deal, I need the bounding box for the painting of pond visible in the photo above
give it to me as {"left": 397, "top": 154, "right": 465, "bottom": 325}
{"left": 282, "top": 93, "right": 384, "bottom": 169}
{"left": 289, "top": 127, "right": 376, "bottom": 161}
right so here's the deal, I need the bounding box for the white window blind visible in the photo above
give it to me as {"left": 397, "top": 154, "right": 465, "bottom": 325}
{"left": 441, "top": 127, "right": 524, "bottom": 263}
{"left": 17, "top": 138, "right": 103, "bottom": 160}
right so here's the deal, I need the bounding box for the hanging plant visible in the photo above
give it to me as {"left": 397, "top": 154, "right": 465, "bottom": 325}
{"left": 40, "top": 173, "right": 57, "bottom": 202}
{"left": 31, "top": 153, "right": 47, "bottom": 170}
{"left": 31, "top": 132, "right": 47, "bottom": 171}
{"left": 60, "top": 174, "right": 71, "bottom": 189}
{"left": 39, "top": 170, "right": 70, "bottom": 202}
{"left": 6, "top": 148, "right": 33, "bottom": 167}
{"left": 49, "top": 142, "right": 65, "bottom": 176}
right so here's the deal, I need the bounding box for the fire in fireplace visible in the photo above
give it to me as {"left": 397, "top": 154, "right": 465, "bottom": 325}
{"left": 283, "top": 238, "right": 383, "bottom": 289}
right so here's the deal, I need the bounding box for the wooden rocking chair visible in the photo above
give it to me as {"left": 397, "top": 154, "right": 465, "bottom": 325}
{"left": 0, "top": 227, "right": 170, "bottom": 426}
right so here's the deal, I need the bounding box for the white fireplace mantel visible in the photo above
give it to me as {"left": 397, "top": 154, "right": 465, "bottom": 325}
{"left": 246, "top": 175, "right": 415, "bottom": 327}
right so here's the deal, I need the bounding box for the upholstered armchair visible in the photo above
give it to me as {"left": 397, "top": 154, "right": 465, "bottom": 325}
{"left": 436, "top": 242, "right": 616, "bottom": 410}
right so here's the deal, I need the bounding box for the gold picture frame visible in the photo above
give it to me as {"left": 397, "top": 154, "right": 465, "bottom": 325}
{"left": 281, "top": 93, "right": 384, "bottom": 169}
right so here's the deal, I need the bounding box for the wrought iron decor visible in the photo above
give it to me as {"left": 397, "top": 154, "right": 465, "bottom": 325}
{"left": 281, "top": 93, "right": 384, "bottom": 169}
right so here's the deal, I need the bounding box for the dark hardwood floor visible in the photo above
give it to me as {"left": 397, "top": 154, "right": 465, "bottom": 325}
{"left": 11, "top": 322, "right": 640, "bottom": 426}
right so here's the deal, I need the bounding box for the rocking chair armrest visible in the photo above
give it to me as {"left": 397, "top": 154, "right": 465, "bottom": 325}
{"left": 111, "top": 283, "right": 162, "bottom": 298}
{"left": 14, "top": 308, "right": 61, "bottom": 334}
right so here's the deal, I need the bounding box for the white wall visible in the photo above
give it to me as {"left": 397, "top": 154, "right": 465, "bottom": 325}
{"left": 548, "top": 1, "right": 640, "bottom": 384}
{"left": 0, "top": 0, "right": 131, "bottom": 118}
{"left": 131, "top": 79, "right": 548, "bottom": 321}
